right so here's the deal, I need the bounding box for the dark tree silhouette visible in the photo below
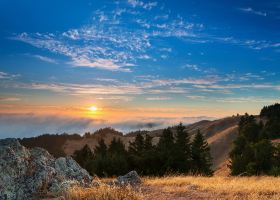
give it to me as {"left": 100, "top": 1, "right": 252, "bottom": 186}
{"left": 191, "top": 130, "right": 213, "bottom": 176}
{"left": 173, "top": 122, "right": 191, "bottom": 173}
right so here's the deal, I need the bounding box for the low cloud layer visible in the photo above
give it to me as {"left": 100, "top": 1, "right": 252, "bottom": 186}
{"left": 0, "top": 113, "right": 214, "bottom": 139}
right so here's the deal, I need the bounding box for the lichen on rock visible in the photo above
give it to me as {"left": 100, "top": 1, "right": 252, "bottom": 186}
{"left": 0, "top": 138, "right": 93, "bottom": 200}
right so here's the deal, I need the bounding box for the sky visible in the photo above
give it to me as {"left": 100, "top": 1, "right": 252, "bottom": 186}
{"left": 0, "top": 0, "right": 280, "bottom": 138}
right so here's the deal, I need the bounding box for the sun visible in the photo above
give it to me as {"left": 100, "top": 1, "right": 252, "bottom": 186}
{"left": 88, "top": 106, "right": 98, "bottom": 112}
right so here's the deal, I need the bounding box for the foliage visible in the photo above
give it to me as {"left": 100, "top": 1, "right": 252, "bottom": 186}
{"left": 260, "top": 103, "right": 280, "bottom": 139}
{"left": 173, "top": 122, "right": 191, "bottom": 173}
{"left": 73, "top": 144, "right": 94, "bottom": 175}
{"left": 191, "top": 130, "right": 213, "bottom": 176}
{"left": 230, "top": 105, "right": 280, "bottom": 176}
{"left": 73, "top": 123, "right": 213, "bottom": 177}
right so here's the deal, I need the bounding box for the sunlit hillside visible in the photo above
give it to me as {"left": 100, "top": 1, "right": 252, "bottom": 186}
{"left": 61, "top": 116, "right": 240, "bottom": 171}
{"left": 62, "top": 176, "right": 280, "bottom": 200}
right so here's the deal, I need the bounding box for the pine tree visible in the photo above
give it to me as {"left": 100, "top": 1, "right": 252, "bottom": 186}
{"left": 158, "top": 127, "right": 174, "bottom": 149}
{"left": 91, "top": 139, "right": 109, "bottom": 176}
{"left": 95, "top": 138, "right": 107, "bottom": 156}
{"left": 142, "top": 133, "right": 158, "bottom": 175}
{"left": 270, "top": 144, "right": 280, "bottom": 176}
{"left": 107, "top": 138, "right": 129, "bottom": 176}
{"left": 173, "top": 122, "right": 191, "bottom": 173}
{"left": 129, "top": 133, "right": 144, "bottom": 155}
{"left": 191, "top": 130, "right": 213, "bottom": 176}
{"left": 108, "top": 138, "right": 126, "bottom": 154}
{"left": 157, "top": 127, "right": 176, "bottom": 174}
{"left": 144, "top": 134, "right": 153, "bottom": 150}
{"left": 253, "top": 139, "right": 273, "bottom": 174}
{"left": 229, "top": 135, "right": 251, "bottom": 175}
{"left": 230, "top": 113, "right": 276, "bottom": 176}
{"left": 73, "top": 144, "right": 94, "bottom": 174}
{"left": 128, "top": 133, "right": 145, "bottom": 173}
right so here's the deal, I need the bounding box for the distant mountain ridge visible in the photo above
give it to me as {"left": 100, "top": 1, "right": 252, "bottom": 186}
{"left": 20, "top": 116, "right": 241, "bottom": 172}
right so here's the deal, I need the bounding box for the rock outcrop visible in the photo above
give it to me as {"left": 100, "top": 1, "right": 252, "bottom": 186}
{"left": 0, "top": 138, "right": 92, "bottom": 200}
{"left": 116, "top": 171, "right": 142, "bottom": 186}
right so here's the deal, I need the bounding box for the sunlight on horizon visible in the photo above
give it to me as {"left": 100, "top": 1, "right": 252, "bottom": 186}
{"left": 88, "top": 106, "right": 98, "bottom": 112}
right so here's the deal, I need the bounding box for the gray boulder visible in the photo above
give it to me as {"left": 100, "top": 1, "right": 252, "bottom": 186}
{"left": 116, "top": 171, "right": 142, "bottom": 186}
{"left": 0, "top": 138, "right": 93, "bottom": 200}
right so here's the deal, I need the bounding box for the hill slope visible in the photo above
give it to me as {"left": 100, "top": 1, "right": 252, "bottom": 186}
{"left": 19, "top": 116, "right": 241, "bottom": 172}
{"left": 62, "top": 116, "right": 240, "bottom": 170}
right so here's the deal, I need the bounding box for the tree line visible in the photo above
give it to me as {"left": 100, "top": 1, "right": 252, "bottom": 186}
{"left": 230, "top": 103, "right": 280, "bottom": 176}
{"left": 73, "top": 123, "right": 213, "bottom": 177}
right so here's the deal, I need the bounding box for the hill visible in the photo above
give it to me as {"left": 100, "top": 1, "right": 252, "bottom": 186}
{"left": 19, "top": 116, "right": 241, "bottom": 172}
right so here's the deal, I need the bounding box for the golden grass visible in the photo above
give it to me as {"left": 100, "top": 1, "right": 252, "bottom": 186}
{"left": 144, "top": 176, "right": 280, "bottom": 200}
{"left": 62, "top": 176, "right": 280, "bottom": 200}
{"left": 63, "top": 184, "right": 143, "bottom": 200}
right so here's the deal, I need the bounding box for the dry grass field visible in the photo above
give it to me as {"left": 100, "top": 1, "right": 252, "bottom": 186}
{"left": 63, "top": 184, "right": 143, "bottom": 200}
{"left": 62, "top": 176, "right": 280, "bottom": 200}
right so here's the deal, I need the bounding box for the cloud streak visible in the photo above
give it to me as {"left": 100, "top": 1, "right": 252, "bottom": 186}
{"left": 33, "top": 55, "right": 58, "bottom": 64}
{"left": 0, "top": 71, "right": 19, "bottom": 79}
{"left": 239, "top": 7, "right": 267, "bottom": 17}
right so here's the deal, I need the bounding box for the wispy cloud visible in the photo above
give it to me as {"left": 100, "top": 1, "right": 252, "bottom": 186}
{"left": 239, "top": 7, "right": 267, "bottom": 17}
{"left": 9, "top": 0, "right": 280, "bottom": 76}
{"left": 0, "top": 71, "right": 19, "bottom": 79}
{"left": 25, "top": 82, "right": 143, "bottom": 95}
{"left": 33, "top": 55, "right": 57, "bottom": 64}
{"left": 186, "top": 95, "right": 279, "bottom": 104}
{"left": 71, "top": 58, "right": 131, "bottom": 72}
{"left": 193, "top": 83, "right": 280, "bottom": 90}
{"left": 215, "top": 36, "right": 280, "bottom": 50}
{"left": 12, "top": 1, "right": 205, "bottom": 71}
{"left": 186, "top": 95, "right": 205, "bottom": 100}
{"left": 0, "top": 97, "right": 21, "bottom": 101}
{"left": 127, "top": 0, "right": 157, "bottom": 10}
{"left": 183, "top": 64, "right": 202, "bottom": 72}
{"left": 96, "top": 96, "right": 134, "bottom": 102}
{"left": 215, "top": 97, "right": 278, "bottom": 103}
{"left": 146, "top": 97, "right": 171, "bottom": 101}
{"left": 147, "top": 77, "right": 219, "bottom": 87}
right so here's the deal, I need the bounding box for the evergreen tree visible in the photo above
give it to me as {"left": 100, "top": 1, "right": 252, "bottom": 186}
{"left": 107, "top": 138, "right": 129, "bottom": 176}
{"left": 157, "top": 127, "right": 176, "bottom": 174}
{"left": 230, "top": 112, "right": 276, "bottom": 176}
{"left": 95, "top": 138, "right": 107, "bottom": 156}
{"left": 108, "top": 138, "right": 126, "bottom": 154}
{"left": 92, "top": 139, "right": 109, "bottom": 176}
{"left": 128, "top": 133, "right": 145, "bottom": 173}
{"left": 253, "top": 139, "right": 273, "bottom": 175}
{"left": 144, "top": 133, "right": 153, "bottom": 150}
{"left": 260, "top": 104, "right": 280, "bottom": 139}
{"left": 173, "top": 122, "right": 191, "bottom": 173}
{"left": 229, "top": 135, "right": 252, "bottom": 175}
{"left": 73, "top": 144, "right": 94, "bottom": 175}
{"left": 270, "top": 144, "right": 280, "bottom": 176}
{"left": 128, "top": 133, "right": 144, "bottom": 155}
{"left": 191, "top": 130, "right": 213, "bottom": 176}
{"left": 142, "top": 134, "right": 159, "bottom": 175}
{"left": 158, "top": 127, "right": 174, "bottom": 149}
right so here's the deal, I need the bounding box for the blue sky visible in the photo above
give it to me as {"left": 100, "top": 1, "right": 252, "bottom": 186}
{"left": 0, "top": 0, "right": 280, "bottom": 138}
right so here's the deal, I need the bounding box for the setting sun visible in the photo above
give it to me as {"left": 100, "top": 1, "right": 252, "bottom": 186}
{"left": 88, "top": 106, "right": 98, "bottom": 112}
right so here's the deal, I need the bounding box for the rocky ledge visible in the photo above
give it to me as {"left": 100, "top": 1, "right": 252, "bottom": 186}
{"left": 0, "top": 138, "right": 93, "bottom": 200}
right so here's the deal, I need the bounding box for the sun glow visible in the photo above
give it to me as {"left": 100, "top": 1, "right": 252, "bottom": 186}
{"left": 88, "top": 106, "right": 98, "bottom": 112}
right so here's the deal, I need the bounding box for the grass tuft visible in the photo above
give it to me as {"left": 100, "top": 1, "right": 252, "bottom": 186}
{"left": 63, "top": 184, "right": 143, "bottom": 200}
